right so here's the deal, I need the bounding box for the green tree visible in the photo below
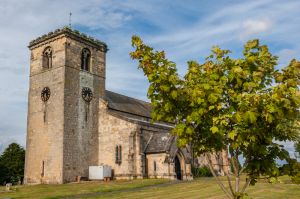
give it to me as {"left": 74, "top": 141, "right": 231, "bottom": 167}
{"left": 0, "top": 143, "right": 25, "bottom": 184}
{"left": 130, "top": 36, "right": 300, "bottom": 199}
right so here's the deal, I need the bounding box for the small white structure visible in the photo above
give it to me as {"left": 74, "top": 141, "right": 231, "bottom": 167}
{"left": 5, "top": 183, "right": 12, "bottom": 191}
{"left": 89, "top": 165, "right": 112, "bottom": 180}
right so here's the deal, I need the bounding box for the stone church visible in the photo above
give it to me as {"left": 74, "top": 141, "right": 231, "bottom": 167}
{"left": 24, "top": 27, "right": 196, "bottom": 184}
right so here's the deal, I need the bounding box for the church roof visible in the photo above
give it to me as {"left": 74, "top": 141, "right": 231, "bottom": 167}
{"left": 105, "top": 90, "right": 152, "bottom": 118}
{"left": 144, "top": 132, "right": 174, "bottom": 153}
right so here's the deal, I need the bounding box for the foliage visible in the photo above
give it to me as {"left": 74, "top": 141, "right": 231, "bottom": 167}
{"left": 192, "top": 166, "right": 213, "bottom": 177}
{"left": 279, "top": 158, "right": 298, "bottom": 175}
{"left": 130, "top": 36, "right": 300, "bottom": 199}
{"left": 279, "top": 158, "right": 300, "bottom": 184}
{"left": 0, "top": 161, "right": 9, "bottom": 185}
{"left": 295, "top": 140, "right": 300, "bottom": 154}
{"left": 291, "top": 173, "right": 300, "bottom": 184}
{"left": 289, "top": 160, "right": 300, "bottom": 184}
{"left": 0, "top": 143, "right": 25, "bottom": 185}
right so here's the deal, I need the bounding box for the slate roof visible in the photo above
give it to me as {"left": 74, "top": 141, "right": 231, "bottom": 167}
{"left": 141, "top": 130, "right": 192, "bottom": 163}
{"left": 144, "top": 132, "right": 174, "bottom": 153}
{"left": 105, "top": 90, "right": 152, "bottom": 118}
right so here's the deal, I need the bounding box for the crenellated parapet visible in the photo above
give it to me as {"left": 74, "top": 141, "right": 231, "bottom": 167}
{"left": 28, "top": 26, "right": 108, "bottom": 52}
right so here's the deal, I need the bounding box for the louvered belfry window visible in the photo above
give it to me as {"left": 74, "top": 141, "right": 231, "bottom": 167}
{"left": 81, "top": 48, "right": 91, "bottom": 71}
{"left": 43, "top": 47, "right": 52, "bottom": 69}
{"left": 115, "top": 145, "right": 122, "bottom": 165}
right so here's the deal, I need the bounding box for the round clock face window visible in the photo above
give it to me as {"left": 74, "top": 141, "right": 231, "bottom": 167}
{"left": 81, "top": 87, "right": 93, "bottom": 102}
{"left": 41, "top": 87, "right": 51, "bottom": 102}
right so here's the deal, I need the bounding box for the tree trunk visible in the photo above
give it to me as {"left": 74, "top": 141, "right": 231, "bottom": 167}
{"left": 205, "top": 153, "right": 233, "bottom": 199}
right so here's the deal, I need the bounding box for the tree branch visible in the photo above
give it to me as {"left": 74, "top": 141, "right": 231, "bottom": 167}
{"left": 241, "top": 177, "right": 251, "bottom": 194}
{"left": 234, "top": 149, "right": 240, "bottom": 194}
{"left": 206, "top": 153, "right": 233, "bottom": 199}
{"left": 226, "top": 173, "right": 235, "bottom": 197}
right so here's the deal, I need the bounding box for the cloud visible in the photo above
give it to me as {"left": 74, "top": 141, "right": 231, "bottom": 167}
{"left": 241, "top": 18, "right": 272, "bottom": 39}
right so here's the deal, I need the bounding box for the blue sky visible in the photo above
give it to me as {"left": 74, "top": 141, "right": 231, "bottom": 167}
{"left": 0, "top": 0, "right": 299, "bottom": 155}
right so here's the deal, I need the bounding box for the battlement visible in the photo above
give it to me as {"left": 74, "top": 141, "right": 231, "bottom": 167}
{"left": 28, "top": 26, "right": 108, "bottom": 52}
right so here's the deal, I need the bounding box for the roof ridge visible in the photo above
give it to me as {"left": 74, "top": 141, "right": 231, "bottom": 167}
{"left": 105, "top": 90, "right": 151, "bottom": 105}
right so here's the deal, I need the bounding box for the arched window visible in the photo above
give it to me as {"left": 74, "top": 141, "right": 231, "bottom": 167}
{"left": 43, "top": 47, "right": 52, "bottom": 69}
{"left": 81, "top": 48, "right": 91, "bottom": 71}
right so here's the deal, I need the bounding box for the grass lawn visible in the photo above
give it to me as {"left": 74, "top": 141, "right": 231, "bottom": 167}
{"left": 0, "top": 177, "right": 299, "bottom": 199}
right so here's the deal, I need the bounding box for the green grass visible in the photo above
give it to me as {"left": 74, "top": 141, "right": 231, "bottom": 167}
{"left": 0, "top": 177, "right": 299, "bottom": 199}
{"left": 0, "top": 179, "right": 168, "bottom": 199}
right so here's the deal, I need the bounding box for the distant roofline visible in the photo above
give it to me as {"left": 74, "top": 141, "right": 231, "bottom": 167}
{"left": 28, "top": 26, "right": 108, "bottom": 51}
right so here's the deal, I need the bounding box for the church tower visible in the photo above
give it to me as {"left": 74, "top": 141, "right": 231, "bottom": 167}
{"left": 24, "top": 27, "right": 107, "bottom": 184}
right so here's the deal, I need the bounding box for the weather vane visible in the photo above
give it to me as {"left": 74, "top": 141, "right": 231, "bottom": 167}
{"left": 69, "top": 12, "right": 72, "bottom": 28}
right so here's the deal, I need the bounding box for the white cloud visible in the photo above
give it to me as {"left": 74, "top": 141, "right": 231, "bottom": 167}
{"left": 241, "top": 18, "right": 272, "bottom": 39}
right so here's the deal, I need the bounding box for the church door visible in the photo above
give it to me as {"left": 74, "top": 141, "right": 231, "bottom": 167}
{"left": 175, "top": 156, "right": 182, "bottom": 180}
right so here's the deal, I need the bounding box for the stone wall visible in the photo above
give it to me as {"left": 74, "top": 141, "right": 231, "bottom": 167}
{"left": 24, "top": 36, "right": 67, "bottom": 184}
{"left": 62, "top": 37, "right": 105, "bottom": 182}
{"left": 98, "top": 101, "right": 140, "bottom": 179}
{"left": 195, "top": 151, "right": 230, "bottom": 176}
{"left": 146, "top": 153, "right": 170, "bottom": 179}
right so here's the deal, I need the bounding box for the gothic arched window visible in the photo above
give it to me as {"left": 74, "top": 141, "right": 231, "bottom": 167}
{"left": 81, "top": 48, "right": 91, "bottom": 71}
{"left": 43, "top": 47, "right": 52, "bottom": 69}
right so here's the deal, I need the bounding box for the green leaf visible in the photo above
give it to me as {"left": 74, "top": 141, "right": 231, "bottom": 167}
{"left": 235, "top": 113, "right": 242, "bottom": 122}
{"left": 245, "top": 111, "right": 257, "bottom": 123}
{"left": 170, "top": 90, "right": 177, "bottom": 99}
{"left": 210, "top": 126, "right": 219, "bottom": 134}
{"left": 160, "top": 85, "right": 170, "bottom": 92}
{"left": 208, "top": 94, "right": 218, "bottom": 104}
{"left": 209, "top": 106, "right": 215, "bottom": 110}
{"left": 203, "top": 84, "right": 211, "bottom": 90}
{"left": 249, "top": 135, "right": 256, "bottom": 142}
{"left": 228, "top": 130, "right": 236, "bottom": 140}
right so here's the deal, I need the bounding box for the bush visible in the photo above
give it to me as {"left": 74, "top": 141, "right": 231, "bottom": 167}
{"left": 291, "top": 173, "right": 300, "bottom": 184}
{"left": 192, "top": 166, "right": 213, "bottom": 177}
{"left": 291, "top": 161, "right": 300, "bottom": 184}
{"left": 279, "top": 158, "right": 300, "bottom": 184}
